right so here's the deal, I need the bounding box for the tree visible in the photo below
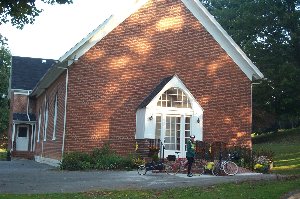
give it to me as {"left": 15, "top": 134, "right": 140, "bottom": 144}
{"left": 0, "top": 40, "right": 10, "bottom": 135}
{"left": 201, "top": 0, "right": 300, "bottom": 132}
{"left": 0, "top": 0, "right": 73, "bottom": 29}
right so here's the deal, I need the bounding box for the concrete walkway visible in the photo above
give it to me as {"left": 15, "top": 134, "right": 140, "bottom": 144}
{"left": 0, "top": 159, "right": 280, "bottom": 194}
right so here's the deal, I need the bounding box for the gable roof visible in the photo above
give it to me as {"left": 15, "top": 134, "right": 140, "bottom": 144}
{"left": 31, "top": 0, "right": 263, "bottom": 96}
{"left": 11, "top": 56, "right": 56, "bottom": 90}
{"left": 138, "top": 75, "right": 174, "bottom": 109}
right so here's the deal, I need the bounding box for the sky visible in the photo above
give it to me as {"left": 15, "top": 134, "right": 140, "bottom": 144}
{"left": 0, "top": 0, "right": 132, "bottom": 59}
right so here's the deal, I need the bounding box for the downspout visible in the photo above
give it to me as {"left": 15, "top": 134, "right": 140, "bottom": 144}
{"left": 250, "top": 83, "right": 253, "bottom": 149}
{"left": 27, "top": 91, "right": 33, "bottom": 151}
{"left": 61, "top": 68, "right": 69, "bottom": 159}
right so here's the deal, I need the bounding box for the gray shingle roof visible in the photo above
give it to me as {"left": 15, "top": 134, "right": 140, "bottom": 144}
{"left": 137, "top": 75, "right": 174, "bottom": 109}
{"left": 13, "top": 113, "right": 36, "bottom": 121}
{"left": 11, "top": 56, "right": 56, "bottom": 90}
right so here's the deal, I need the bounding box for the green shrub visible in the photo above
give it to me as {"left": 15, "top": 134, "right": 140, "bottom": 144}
{"left": 0, "top": 151, "right": 6, "bottom": 160}
{"left": 60, "top": 151, "right": 91, "bottom": 170}
{"left": 94, "top": 154, "right": 120, "bottom": 170}
{"left": 60, "top": 144, "right": 136, "bottom": 171}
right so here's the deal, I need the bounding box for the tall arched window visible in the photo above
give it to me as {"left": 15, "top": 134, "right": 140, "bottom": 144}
{"left": 43, "top": 97, "right": 48, "bottom": 141}
{"left": 52, "top": 94, "right": 58, "bottom": 140}
{"left": 37, "top": 109, "right": 41, "bottom": 142}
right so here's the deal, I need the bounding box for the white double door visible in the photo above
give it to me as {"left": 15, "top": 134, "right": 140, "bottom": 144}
{"left": 157, "top": 114, "right": 191, "bottom": 158}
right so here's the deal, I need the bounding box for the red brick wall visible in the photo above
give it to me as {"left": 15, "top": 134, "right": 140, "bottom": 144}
{"left": 63, "top": 0, "right": 252, "bottom": 156}
{"left": 12, "top": 94, "right": 28, "bottom": 113}
{"left": 34, "top": 72, "right": 67, "bottom": 160}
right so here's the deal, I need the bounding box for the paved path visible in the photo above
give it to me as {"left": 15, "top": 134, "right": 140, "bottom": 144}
{"left": 0, "top": 159, "right": 279, "bottom": 194}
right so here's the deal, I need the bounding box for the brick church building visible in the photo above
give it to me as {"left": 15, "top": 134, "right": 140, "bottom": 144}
{"left": 8, "top": 0, "right": 263, "bottom": 166}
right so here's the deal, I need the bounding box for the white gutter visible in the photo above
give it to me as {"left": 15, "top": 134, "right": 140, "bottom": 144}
{"left": 26, "top": 90, "right": 30, "bottom": 121}
{"left": 60, "top": 67, "right": 69, "bottom": 159}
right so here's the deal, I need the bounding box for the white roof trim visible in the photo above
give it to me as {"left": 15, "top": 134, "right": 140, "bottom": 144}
{"left": 59, "top": 0, "right": 263, "bottom": 80}
{"left": 182, "top": 0, "right": 263, "bottom": 80}
{"left": 58, "top": 0, "right": 149, "bottom": 64}
{"left": 11, "top": 89, "right": 32, "bottom": 95}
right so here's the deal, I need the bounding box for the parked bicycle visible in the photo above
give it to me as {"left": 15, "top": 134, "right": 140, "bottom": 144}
{"left": 212, "top": 153, "right": 238, "bottom": 176}
{"left": 137, "top": 141, "right": 168, "bottom": 175}
{"left": 165, "top": 152, "right": 186, "bottom": 175}
{"left": 165, "top": 152, "right": 205, "bottom": 175}
{"left": 137, "top": 160, "right": 165, "bottom": 175}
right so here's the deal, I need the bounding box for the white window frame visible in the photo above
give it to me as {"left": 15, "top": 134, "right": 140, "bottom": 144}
{"left": 52, "top": 94, "right": 58, "bottom": 140}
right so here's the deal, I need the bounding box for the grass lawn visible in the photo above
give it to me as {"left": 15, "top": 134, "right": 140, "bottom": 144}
{"left": 0, "top": 128, "right": 299, "bottom": 198}
{"left": 0, "top": 148, "right": 7, "bottom": 160}
{"left": 0, "top": 177, "right": 299, "bottom": 199}
{"left": 253, "top": 128, "right": 300, "bottom": 175}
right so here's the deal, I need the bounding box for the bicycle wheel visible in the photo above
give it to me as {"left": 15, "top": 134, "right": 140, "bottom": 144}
{"left": 165, "top": 163, "right": 180, "bottom": 175}
{"left": 212, "top": 161, "right": 222, "bottom": 176}
{"left": 137, "top": 165, "right": 147, "bottom": 175}
{"left": 223, "top": 161, "right": 238, "bottom": 176}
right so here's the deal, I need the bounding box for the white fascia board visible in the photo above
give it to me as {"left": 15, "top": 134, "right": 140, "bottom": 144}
{"left": 58, "top": 0, "right": 149, "bottom": 65}
{"left": 12, "top": 89, "right": 32, "bottom": 95}
{"left": 182, "top": 0, "right": 264, "bottom": 81}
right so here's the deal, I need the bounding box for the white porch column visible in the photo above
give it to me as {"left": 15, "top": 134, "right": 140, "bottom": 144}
{"left": 30, "top": 124, "right": 34, "bottom": 151}
{"left": 33, "top": 124, "right": 36, "bottom": 151}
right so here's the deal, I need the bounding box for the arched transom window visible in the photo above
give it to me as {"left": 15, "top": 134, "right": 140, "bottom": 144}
{"left": 157, "top": 87, "right": 191, "bottom": 108}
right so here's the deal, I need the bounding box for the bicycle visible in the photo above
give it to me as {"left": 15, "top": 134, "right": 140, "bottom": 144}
{"left": 165, "top": 152, "right": 186, "bottom": 175}
{"left": 165, "top": 152, "right": 205, "bottom": 175}
{"left": 212, "top": 153, "right": 238, "bottom": 176}
{"left": 137, "top": 160, "right": 165, "bottom": 175}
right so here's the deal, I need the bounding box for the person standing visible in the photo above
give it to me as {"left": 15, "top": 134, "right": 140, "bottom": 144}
{"left": 186, "top": 135, "right": 196, "bottom": 177}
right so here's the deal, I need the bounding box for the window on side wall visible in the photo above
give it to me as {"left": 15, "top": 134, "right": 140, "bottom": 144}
{"left": 52, "top": 94, "right": 58, "bottom": 140}
{"left": 43, "top": 97, "right": 48, "bottom": 141}
{"left": 37, "top": 109, "right": 41, "bottom": 142}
